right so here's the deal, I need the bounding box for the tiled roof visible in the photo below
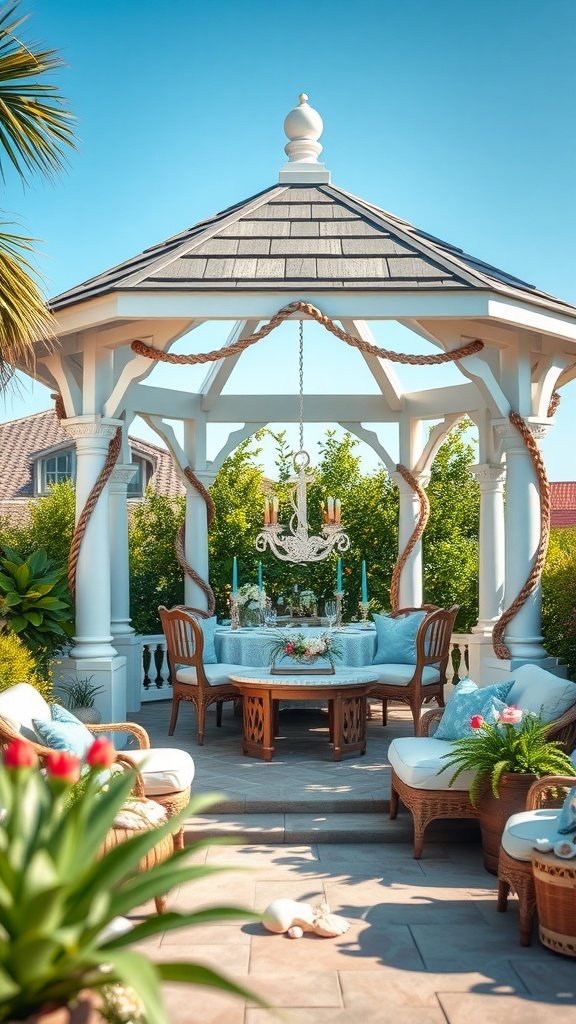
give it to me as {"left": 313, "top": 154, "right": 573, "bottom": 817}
{"left": 550, "top": 482, "right": 576, "bottom": 527}
{"left": 0, "top": 410, "right": 183, "bottom": 506}
{"left": 50, "top": 183, "right": 576, "bottom": 315}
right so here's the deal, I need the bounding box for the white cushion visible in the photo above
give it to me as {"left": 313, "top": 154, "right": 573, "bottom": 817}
{"left": 176, "top": 663, "right": 248, "bottom": 687}
{"left": 373, "top": 664, "right": 440, "bottom": 686}
{"left": 506, "top": 664, "right": 576, "bottom": 723}
{"left": 127, "top": 747, "right": 195, "bottom": 796}
{"left": 0, "top": 682, "right": 51, "bottom": 739}
{"left": 389, "top": 736, "right": 476, "bottom": 791}
{"left": 501, "top": 808, "right": 563, "bottom": 861}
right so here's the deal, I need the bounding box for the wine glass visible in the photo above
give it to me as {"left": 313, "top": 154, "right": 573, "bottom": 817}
{"left": 265, "top": 609, "right": 277, "bottom": 629}
{"left": 324, "top": 600, "right": 337, "bottom": 628}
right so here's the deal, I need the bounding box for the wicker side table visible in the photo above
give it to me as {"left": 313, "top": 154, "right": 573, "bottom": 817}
{"left": 531, "top": 849, "right": 576, "bottom": 957}
{"left": 100, "top": 798, "right": 173, "bottom": 914}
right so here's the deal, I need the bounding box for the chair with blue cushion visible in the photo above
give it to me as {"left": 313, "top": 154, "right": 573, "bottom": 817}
{"left": 371, "top": 605, "right": 459, "bottom": 734}
{"left": 159, "top": 604, "right": 244, "bottom": 744}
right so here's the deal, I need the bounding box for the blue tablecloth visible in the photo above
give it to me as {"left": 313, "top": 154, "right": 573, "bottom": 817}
{"left": 215, "top": 625, "right": 377, "bottom": 668}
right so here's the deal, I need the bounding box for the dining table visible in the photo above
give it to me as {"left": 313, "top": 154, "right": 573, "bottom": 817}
{"left": 214, "top": 624, "right": 377, "bottom": 669}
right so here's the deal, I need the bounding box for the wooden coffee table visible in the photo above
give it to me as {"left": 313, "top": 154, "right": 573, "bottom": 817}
{"left": 230, "top": 668, "right": 379, "bottom": 761}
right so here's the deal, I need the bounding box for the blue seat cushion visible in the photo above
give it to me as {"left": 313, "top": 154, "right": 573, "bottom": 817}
{"left": 372, "top": 611, "right": 426, "bottom": 665}
{"left": 33, "top": 703, "right": 95, "bottom": 757}
{"left": 200, "top": 616, "right": 218, "bottom": 664}
{"left": 435, "top": 678, "right": 514, "bottom": 740}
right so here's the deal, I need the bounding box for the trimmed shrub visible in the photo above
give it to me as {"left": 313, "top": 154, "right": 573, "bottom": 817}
{"left": 0, "top": 631, "right": 53, "bottom": 701}
{"left": 542, "top": 527, "right": 576, "bottom": 678}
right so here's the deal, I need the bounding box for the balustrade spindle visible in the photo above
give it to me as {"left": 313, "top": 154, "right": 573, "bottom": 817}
{"left": 142, "top": 644, "right": 152, "bottom": 690}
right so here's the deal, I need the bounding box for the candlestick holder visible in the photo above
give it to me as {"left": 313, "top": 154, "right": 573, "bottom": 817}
{"left": 359, "top": 601, "right": 371, "bottom": 627}
{"left": 229, "top": 595, "right": 240, "bottom": 631}
{"left": 334, "top": 590, "right": 344, "bottom": 627}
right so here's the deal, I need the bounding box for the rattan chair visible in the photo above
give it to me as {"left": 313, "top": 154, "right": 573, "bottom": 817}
{"left": 390, "top": 700, "right": 576, "bottom": 860}
{"left": 372, "top": 605, "right": 459, "bottom": 734}
{"left": 497, "top": 774, "right": 576, "bottom": 945}
{"left": 159, "top": 604, "right": 239, "bottom": 744}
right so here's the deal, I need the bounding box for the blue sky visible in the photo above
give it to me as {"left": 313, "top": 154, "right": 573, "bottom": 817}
{"left": 1, "top": 0, "right": 575, "bottom": 477}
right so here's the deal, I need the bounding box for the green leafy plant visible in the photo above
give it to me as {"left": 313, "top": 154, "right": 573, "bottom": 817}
{"left": 0, "top": 738, "right": 263, "bottom": 1022}
{"left": 59, "top": 674, "right": 103, "bottom": 709}
{"left": 0, "top": 631, "right": 52, "bottom": 701}
{"left": 439, "top": 705, "right": 576, "bottom": 806}
{"left": 0, "top": 546, "right": 73, "bottom": 654}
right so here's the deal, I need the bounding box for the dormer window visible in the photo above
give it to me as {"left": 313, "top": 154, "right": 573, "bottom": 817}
{"left": 126, "top": 455, "right": 154, "bottom": 497}
{"left": 37, "top": 449, "right": 75, "bottom": 493}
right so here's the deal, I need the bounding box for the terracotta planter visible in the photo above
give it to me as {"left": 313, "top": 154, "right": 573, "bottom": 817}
{"left": 477, "top": 772, "right": 537, "bottom": 874}
{"left": 18, "top": 992, "right": 103, "bottom": 1023}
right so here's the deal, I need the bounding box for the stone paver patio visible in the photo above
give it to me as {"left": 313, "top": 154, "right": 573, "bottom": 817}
{"left": 128, "top": 700, "right": 575, "bottom": 1022}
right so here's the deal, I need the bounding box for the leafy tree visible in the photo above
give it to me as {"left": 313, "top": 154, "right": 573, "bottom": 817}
{"left": 128, "top": 488, "right": 186, "bottom": 634}
{"left": 423, "top": 421, "right": 480, "bottom": 630}
{"left": 0, "top": 2, "right": 75, "bottom": 388}
{"left": 542, "top": 527, "right": 576, "bottom": 678}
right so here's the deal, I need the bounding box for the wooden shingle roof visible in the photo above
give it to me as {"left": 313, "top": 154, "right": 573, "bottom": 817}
{"left": 50, "top": 183, "right": 576, "bottom": 314}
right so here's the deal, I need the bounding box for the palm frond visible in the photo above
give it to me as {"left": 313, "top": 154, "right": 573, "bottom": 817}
{"left": 0, "top": 223, "right": 54, "bottom": 388}
{"left": 0, "top": 2, "right": 75, "bottom": 183}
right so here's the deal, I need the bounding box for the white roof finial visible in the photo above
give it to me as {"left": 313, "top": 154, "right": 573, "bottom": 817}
{"left": 279, "top": 93, "right": 330, "bottom": 184}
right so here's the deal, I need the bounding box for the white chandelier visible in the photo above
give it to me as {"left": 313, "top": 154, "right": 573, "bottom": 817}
{"left": 255, "top": 321, "right": 350, "bottom": 563}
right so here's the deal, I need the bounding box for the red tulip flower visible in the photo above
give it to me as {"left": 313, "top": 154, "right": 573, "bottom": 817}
{"left": 45, "top": 750, "right": 81, "bottom": 784}
{"left": 86, "top": 737, "right": 115, "bottom": 768}
{"left": 3, "top": 738, "right": 38, "bottom": 769}
{"left": 469, "top": 714, "right": 484, "bottom": 730}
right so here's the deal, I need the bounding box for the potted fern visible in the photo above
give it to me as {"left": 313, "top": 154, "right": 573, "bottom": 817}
{"left": 440, "top": 705, "right": 576, "bottom": 873}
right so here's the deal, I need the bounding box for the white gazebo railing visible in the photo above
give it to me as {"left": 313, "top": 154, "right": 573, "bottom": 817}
{"left": 138, "top": 635, "right": 171, "bottom": 701}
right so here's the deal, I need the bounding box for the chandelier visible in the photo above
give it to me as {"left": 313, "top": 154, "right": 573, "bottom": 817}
{"left": 255, "top": 320, "right": 350, "bottom": 563}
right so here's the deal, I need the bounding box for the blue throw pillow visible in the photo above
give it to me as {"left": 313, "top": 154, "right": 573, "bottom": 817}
{"left": 33, "top": 703, "right": 94, "bottom": 757}
{"left": 372, "top": 611, "right": 426, "bottom": 665}
{"left": 435, "top": 678, "right": 514, "bottom": 740}
{"left": 200, "top": 616, "right": 218, "bottom": 664}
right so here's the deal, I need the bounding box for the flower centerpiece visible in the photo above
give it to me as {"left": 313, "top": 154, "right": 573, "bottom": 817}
{"left": 268, "top": 630, "right": 342, "bottom": 675}
{"left": 440, "top": 704, "right": 576, "bottom": 872}
{"left": 0, "top": 738, "right": 262, "bottom": 1023}
{"left": 234, "top": 583, "right": 267, "bottom": 627}
{"left": 297, "top": 589, "right": 317, "bottom": 617}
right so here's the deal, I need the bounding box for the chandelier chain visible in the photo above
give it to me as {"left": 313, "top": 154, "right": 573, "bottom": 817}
{"left": 298, "top": 319, "right": 304, "bottom": 453}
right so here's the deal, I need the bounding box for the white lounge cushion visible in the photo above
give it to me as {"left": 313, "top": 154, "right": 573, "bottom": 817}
{"left": 506, "top": 664, "right": 576, "bottom": 723}
{"left": 373, "top": 664, "right": 440, "bottom": 686}
{"left": 0, "top": 682, "right": 51, "bottom": 740}
{"left": 127, "top": 747, "right": 195, "bottom": 796}
{"left": 176, "top": 663, "right": 248, "bottom": 687}
{"left": 389, "top": 736, "right": 475, "bottom": 791}
{"left": 501, "top": 808, "right": 563, "bottom": 861}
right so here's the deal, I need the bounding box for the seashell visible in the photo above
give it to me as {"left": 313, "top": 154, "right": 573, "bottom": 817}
{"left": 287, "top": 926, "right": 303, "bottom": 939}
{"left": 311, "top": 905, "right": 350, "bottom": 938}
{"left": 534, "top": 837, "right": 554, "bottom": 853}
{"left": 553, "top": 839, "right": 576, "bottom": 859}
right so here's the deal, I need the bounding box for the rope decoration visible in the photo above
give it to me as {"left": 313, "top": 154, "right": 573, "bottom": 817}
{"left": 131, "top": 300, "right": 484, "bottom": 367}
{"left": 390, "top": 465, "right": 431, "bottom": 612}
{"left": 174, "top": 466, "right": 216, "bottom": 618}
{"left": 492, "top": 411, "right": 551, "bottom": 659}
{"left": 67, "top": 426, "right": 122, "bottom": 599}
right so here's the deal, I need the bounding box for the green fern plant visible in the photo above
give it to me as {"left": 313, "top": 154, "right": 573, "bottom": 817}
{"left": 439, "top": 710, "right": 576, "bottom": 807}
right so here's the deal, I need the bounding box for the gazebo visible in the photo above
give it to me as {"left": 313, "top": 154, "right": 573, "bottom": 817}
{"left": 30, "top": 95, "right": 576, "bottom": 719}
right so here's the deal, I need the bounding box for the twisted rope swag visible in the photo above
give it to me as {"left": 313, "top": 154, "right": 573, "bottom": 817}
{"left": 59, "top": 300, "right": 553, "bottom": 653}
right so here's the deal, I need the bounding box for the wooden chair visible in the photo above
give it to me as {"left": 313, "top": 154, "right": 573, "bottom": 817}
{"left": 159, "top": 604, "right": 238, "bottom": 744}
{"left": 372, "top": 605, "right": 459, "bottom": 734}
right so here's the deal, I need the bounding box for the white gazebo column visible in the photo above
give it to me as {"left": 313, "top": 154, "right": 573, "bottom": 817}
{"left": 64, "top": 417, "right": 120, "bottom": 658}
{"left": 469, "top": 464, "right": 506, "bottom": 633}
{"left": 495, "top": 419, "right": 550, "bottom": 660}
{"left": 391, "top": 471, "right": 429, "bottom": 607}
{"left": 184, "top": 471, "right": 216, "bottom": 611}
{"left": 109, "top": 463, "right": 142, "bottom": 713}
{"left": 55, "top": 416, "right": 126, "bottom": 724}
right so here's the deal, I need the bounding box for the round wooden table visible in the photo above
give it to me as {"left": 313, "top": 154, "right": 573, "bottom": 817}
{"left": 230, "top": 668, "right": 379, "bottom": 762}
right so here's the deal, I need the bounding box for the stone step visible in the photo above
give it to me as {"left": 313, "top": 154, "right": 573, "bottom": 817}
{"left": 185, "top": 811, "right": 480, "bottom": 846}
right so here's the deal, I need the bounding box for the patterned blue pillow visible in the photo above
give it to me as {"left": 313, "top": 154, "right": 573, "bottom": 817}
{"left": 435, "top": 678, "right": 514, "bottom": 740}
{"left": 200, "top": 616, "right": 218, "bottom": 664}
{"left": 33, "top": 703, "right": 94, "bottom": 756}
{"left": 372, "top": 611, "right": 426, "bottom": 665}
